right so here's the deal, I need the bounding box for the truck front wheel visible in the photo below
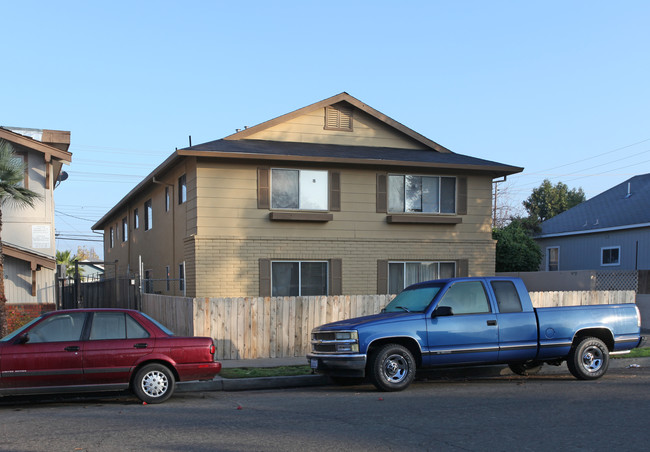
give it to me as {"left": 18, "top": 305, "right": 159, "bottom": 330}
{"left": 567, "top": 336, "right": 609, "bottom": 380}
{"left": 368, "top": 344, "right": 415, "bottom": 391}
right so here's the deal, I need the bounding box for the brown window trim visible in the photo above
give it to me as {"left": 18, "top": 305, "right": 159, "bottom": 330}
{"left": 269, "top": 212, "right": 333, "bottom": 222}
{"left": 386, "top": 215, "right": 462, "bottom": 224}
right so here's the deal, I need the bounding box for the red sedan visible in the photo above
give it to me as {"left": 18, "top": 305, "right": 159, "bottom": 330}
{"left": 0, "top": 309, "right": 221, "bottom": 403}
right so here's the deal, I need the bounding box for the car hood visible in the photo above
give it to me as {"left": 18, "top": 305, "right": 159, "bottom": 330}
{"left": 313, "top": 312, "right": 420, "bottom": 331}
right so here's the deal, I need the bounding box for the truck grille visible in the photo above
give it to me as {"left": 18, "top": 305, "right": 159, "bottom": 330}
{"left": 311, "top": 330, "right": 359, "bottom": 354}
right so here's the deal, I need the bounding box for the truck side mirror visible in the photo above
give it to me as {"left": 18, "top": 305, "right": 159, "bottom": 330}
{"left": 433, "top": 306, "right": 453, "bottom": 317}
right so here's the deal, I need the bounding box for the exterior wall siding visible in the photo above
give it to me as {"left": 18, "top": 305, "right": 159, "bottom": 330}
{"left": 244, "top": 107, "right": 429, "bottom": 150}
{"left": 190, "top": 236, "right": 496, "bottom": 297}
{"left": 537, "top": 227, "right": 650, "bottom": 271}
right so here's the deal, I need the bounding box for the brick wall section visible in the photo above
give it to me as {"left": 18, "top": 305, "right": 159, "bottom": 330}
{"left": 190, "top": 236, "right": 496, "bottom": 297}
{"left": 5, "top": 303, "right": 56, "bottom": 333}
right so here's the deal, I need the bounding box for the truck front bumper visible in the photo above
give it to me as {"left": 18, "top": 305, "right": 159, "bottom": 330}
{"left": 307, "top": 353, "right": 367, "bottom": 378}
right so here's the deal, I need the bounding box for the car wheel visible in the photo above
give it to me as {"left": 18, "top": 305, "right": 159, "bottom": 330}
{"left": 368, "top": 344, "right": 415, "bottom": 392}
{"left": 133, "top": 363, "right": 175, "bottom": 404}
{"left": 508, "top": 361, "right": 543, "bottom": 376}
{"left": 567, "top": 337, "right": 609, "bottom": 380}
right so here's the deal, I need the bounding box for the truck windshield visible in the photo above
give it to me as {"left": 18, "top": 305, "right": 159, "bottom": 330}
{"left": 384, "top": 285, "right": 443, "bottom": 313}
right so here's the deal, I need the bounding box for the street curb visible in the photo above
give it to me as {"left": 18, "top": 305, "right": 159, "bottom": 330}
{"left": 176, "top": 356, "right": 650, "bottom": 393}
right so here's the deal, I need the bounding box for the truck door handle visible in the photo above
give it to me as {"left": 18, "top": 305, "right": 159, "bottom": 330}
{"left": 487, "top": 320, "right": 497, "bottom": 326}
{"left": 134, "top": 343, "right": 148, "bottom": 349}
{"left": 64, "top": 346, "right": 80, "bottom": 352}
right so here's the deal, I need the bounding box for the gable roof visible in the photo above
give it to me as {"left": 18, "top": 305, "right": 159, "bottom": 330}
{"left": 537, "top": 173, "right": 650, "bottom": 238}
{"left": 223, "top": 92, "right": 453, "bottom": 153}
{"left": 0, "top": 127, "right": 72, "bottom": 162}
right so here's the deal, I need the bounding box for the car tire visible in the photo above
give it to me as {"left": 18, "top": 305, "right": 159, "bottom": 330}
{"left": 566, "top": 336, "right": 609, "bottom": 380}
{"left": 133, "top": 363, "right": 176, "bottom": 404}
{"left": 368, "top": 344, "right": 416, "bottom": 392}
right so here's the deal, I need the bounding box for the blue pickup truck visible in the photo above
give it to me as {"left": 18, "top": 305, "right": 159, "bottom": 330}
{"left": 307, "top": 277, "right": 642, "bottom": 391}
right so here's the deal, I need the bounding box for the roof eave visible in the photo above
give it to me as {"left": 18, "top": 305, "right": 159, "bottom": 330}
{"left": 179, "top": 148, "right": 523, "bottom": 176}
{"left": 92, "top": 151, "right": 181, "bottom": 230}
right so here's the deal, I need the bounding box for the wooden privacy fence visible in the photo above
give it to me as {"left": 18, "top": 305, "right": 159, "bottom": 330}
{"left": 142, "top": 290, "right": 636, "bottom": 360}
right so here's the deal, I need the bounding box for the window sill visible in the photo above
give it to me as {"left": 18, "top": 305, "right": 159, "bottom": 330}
{"left": 269, "top": 212, "right": 333, "bottom": 222}
{"left": 386, "top": 215, "right": 462, "bottom": 224}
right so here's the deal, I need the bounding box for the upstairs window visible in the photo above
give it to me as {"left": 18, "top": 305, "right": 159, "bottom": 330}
{"left": 324, "top": 105, "right": 353, "bottom": 131}
{"left": 144, "top": 199, "right": 153, "bottom": 231}
{"left": 121, "top": 217, "right": 128, "bottom": 242}
{"left": 11, "top": 152, "right": 28, "bottom": 188}
{"left": 271, "top": 169, "right": 328, "bottom": 210}
{"left": 601, "top": 247, "right": 620, "bottom": 266}
{"left": 109, "top": 227, "right": 114, "bottom": 248}
{"left": 388, "top": 175, "right": 456, "bottom": 214}
{"left": 134, "top": 208, "right": 139, "bottom": 229}
{"left": 178, "top": 174, "right": 187, "bottom": 204}
{"left": 165, "top": 187, "right": 170, "bottom": 212}
{"left": 547, "top": 247, "right": 559, "bottom": 271}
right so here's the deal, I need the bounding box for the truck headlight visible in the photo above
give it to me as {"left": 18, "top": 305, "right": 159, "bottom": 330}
{"left": 335, "top": 331, "right": 358, "bottom": 341}
{"left": 336, "top": 343, "right": 359, "bottom": 353}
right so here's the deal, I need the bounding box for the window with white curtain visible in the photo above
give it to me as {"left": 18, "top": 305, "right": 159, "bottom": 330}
{"left": 388, "top": 261, "right": 456, "bottom": 294}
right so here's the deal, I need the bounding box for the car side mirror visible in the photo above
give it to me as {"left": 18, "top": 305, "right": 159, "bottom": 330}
{"left": 16, "top": 333, "right": 30, "bottom": 344}
{"left": 432, "top": 306, "right": 453, "bottom": 317}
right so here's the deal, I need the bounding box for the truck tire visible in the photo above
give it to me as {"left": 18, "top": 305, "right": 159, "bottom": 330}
{"left": 508, "top": 361, "right": 543, "bottom": 376}
{"left": 566, "top": 336, "right": 609, "bottom": 380}
{"left": 368, "top": 344, "right": 415, "bottom": 392}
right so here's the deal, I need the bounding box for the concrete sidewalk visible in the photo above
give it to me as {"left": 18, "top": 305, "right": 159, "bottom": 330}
{"left": 177, "top": 355, "right": 650, "bottom": 393}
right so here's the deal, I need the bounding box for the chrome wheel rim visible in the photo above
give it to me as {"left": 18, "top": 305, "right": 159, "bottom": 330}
{"left": 382, "top": 354, "right": 408, "bottom": 383}
{"left": 141, "top": 370, "right": 169, "bottom": 398}
{"left": 581, "top": 346, "right": 604, "bottom": 373}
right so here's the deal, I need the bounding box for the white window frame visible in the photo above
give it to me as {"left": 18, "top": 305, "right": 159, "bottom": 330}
{"left": 601, "top": 246, "right": 621, "bottom": 267}
{"left": 388, "top": 261, "right": 456, "bottom": 293}
{"left": 388, "top": 174, "right": 457, "bottom": 214}
{"left": 546, "top": 247, "right": 560, "bottom": 271}
{"left": 271, "top": 260, "right": 329, "bottom": 296}
{"left": 270, "top": 168, "right": 329, "bottom": 211}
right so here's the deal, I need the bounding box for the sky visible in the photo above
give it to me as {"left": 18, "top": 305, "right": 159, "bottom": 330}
{"left": 3, "top": 1, "right": 650, "bottom": 259}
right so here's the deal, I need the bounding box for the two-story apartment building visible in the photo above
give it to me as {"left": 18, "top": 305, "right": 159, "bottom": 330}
{"left": 92, "top": 93, "right": 522, "bottom": 297}
{"left": 1, "top": 126, "right": 72, "bottom": 316}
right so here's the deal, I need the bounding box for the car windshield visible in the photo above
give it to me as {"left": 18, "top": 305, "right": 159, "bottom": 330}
{"left": 139, "top": 312, "right": 175, "bottom": 336}
{"left": 0, "top": 316, "right": 42, "bottom": 342}
{"left": 384, "top": 285, "right": 443, "bottom": 313}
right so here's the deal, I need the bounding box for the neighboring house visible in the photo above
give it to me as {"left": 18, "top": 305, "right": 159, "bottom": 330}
{"left": 92, "top": 93, "right": 522, "bottom": 298}
{"left": 536, "top": 174, "right": 650, "bottom": 272}
{"left": 0, "top": 127, "right": 72, "bottom": 316}
{"left": 78, "top": 261, "right": 105, "bottom": 281}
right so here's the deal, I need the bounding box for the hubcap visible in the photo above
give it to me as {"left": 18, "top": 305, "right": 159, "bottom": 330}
{"left": 581, "top": 346, "right": 603, "bottom": 372}
{"left": 383, "top": 354, "right": 408, "bottom": 383}
{"left": 142, "top": 370, "right": 169, "bottom": 397}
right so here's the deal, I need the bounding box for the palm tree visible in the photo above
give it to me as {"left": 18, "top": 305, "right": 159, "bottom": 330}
{"left": 0, "top": 139, "right": 41, "bottom": 337}
{"left": 56, "top": 249, "right": 83, "bottom": 279}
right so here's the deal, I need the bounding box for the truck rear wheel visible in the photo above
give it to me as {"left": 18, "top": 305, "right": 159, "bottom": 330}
{"left": 368, "top": 344, "right": 415, "bottom": 392}
{"left": 567, "top": 336, "right": 609, "bottom": 380}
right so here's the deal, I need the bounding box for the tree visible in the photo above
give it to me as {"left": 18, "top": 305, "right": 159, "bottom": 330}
{"left": 493, "top": 218, "right": 543, "bottom": 272}
{"left": 523, "top": 179, "right": 586, "bottom": 223}
{"left": 56, "top": 250, "right": 82, "bottom": 278}
{"left": 0, "top": 139, "right": 41, "bottom": 337}
{"left": 76, "top": 245, "right": 100, "bottom": 261}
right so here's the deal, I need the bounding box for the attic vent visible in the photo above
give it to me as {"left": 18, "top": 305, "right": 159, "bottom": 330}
{"left": 324, "top": 105, "right": 353, "bottom": 131}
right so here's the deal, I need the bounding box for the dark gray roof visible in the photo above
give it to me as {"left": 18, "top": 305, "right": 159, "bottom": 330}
{"left": 183, "top": 139, "right": 522, "bottom": 175}
{"left": 538, "top": 173, "right": 650, "bottom": 237}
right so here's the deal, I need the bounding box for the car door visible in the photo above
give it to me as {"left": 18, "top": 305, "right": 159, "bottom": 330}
{"left": 0, "top": 312, "right": 87, "bottom": 389}
{"left": 82, "top": 312, "right": 155, "bottom": 384}
{"left": 424, "top": 280, "right": 499, "bottom": 366}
